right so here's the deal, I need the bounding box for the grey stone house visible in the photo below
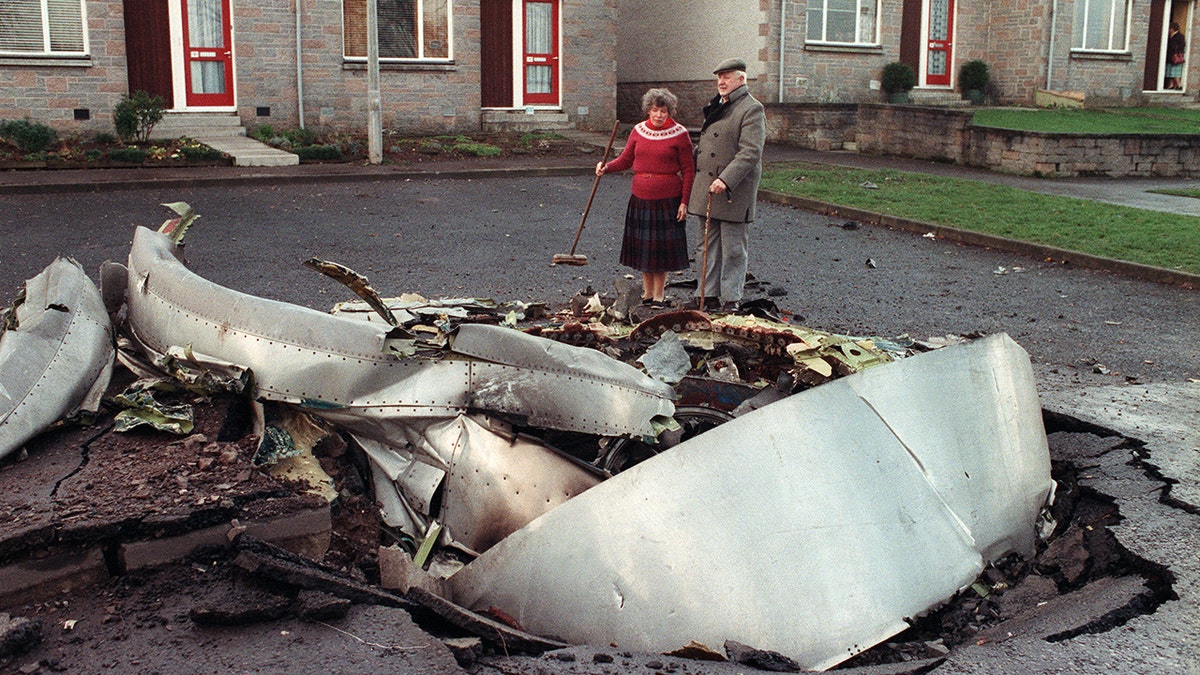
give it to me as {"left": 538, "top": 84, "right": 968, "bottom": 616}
{"left": 618, "top": 0, "right": 1196, "bottom": 125}
{"left": 0, "top": 0, "right": 617, "bottom": 138}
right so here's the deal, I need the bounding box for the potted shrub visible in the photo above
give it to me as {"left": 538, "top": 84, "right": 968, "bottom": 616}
{"left": 881, "top": 62, "right": 917, "bottom": 104}
{"left": 959, "top": 60, "right": 989, "bottom": 105}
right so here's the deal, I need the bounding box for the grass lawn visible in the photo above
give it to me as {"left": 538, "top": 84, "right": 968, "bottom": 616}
{"left": 761, "top": 162, "right": 1200, "bottom": 275}
{"left": 972, "top": 107, "right": 1200, "bottom": 134}
{"left": 1150, "top": 187, "right": 1200, "bottom": 200}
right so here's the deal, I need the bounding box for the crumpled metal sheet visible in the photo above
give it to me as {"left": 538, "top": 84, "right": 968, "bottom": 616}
{"left": 356, "top": 414, "right": 603, "bottom": 555}
{"left": 118, "top": 226, "right": 674, "bottom": 450}
{"left": 0, "top": 258, "right": 114, "bottom": 459}
{"left": 116, "top": 225, "right": 668, "bottom": 551}
{"left": 447, "top": 333, "right": 1053, "bottom": 671}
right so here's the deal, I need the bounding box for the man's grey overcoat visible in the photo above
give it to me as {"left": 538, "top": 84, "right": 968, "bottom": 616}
{"left": 687, "top": 84, "right": 766, "bottom": 223}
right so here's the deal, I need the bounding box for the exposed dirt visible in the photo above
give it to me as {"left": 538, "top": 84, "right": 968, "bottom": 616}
{"left": 0, "top": 131, "right": 598, "bottom": 169}
{"left": 376, "top": 132, "right": 603, "bottom": 166}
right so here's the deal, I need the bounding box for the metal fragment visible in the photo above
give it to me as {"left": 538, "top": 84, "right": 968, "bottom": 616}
{"left": 0, "top": 258, "right": 114, "bottom": 459}
{"left": 448, "top": 334, "right": 1053, "bottom": 671}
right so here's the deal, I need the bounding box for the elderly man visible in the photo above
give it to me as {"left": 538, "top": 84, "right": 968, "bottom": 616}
{"left": 687, "top": 57, "right": 766, "bottom": 313}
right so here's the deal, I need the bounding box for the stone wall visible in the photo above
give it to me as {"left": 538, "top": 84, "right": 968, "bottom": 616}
{"left": 843, "top": 104, "right": 1200, "bottom": 177}
{"left": 854, "top": 104, "right": 973, "bottom": 162}
{"left": 964, "top": 127, "right": 1200, "bottom": 177}
{"left": 763, "top": 103, "right": 858, "bottom": 150}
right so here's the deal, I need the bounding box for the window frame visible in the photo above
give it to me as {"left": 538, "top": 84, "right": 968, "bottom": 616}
{"left": 342, "top": 0, "right": 454, "bottom": 64}
{"left": 0, "top": 0, "right": 89, "bottom": 58}
{"left": 805, "top": 0, "right": 880, "bottom": 47}
{"left": 1071, "top": 0, "right": 1131, "bottom": 53}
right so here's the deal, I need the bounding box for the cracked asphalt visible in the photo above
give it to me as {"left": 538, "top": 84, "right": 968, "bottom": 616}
{"left": 1, "top": 163, "right": 1197, "bottom": 672}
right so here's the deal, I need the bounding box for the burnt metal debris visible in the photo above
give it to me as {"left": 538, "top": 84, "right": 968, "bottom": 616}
{"left": 0, "top": 204, "right": 1055, "bottom": 671}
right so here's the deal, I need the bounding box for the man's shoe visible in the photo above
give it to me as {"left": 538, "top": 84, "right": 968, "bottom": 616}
{"left": 685, "top": 297, "right": 721, "bottom": 311}
{"left": 719, "top": 300, "right": 739, "bottom": 313}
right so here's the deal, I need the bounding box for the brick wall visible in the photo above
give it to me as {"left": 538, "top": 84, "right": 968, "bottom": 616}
{"left": 2, "top": 0, "right": 616, "bottom": 138}
{"left": 560, "top": 0, "right": 618, "bottom": 132}
{"left": 1049, "top": 0, "right": 1156, "bottom": 105}
{"left": 264, "top": 0, "right": 483, "bottom": 135}
{"left": 958, "top": 1, "right": 1051, "bottom": 104}
{"left": 769, "top": 0, "right": 903, "bottom": 105}
{"left": 0, "top": 0, "right": 127, "bottom": 136}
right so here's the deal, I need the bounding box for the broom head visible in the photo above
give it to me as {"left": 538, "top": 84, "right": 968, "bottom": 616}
{"left": 552, "top": 253, "right": 588, "bottom": 266}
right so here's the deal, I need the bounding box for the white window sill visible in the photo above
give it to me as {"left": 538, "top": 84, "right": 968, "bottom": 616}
{"left": 1069, "top": 49, "right": 1132, "bottom": 61}
{"left": 342, "top": 60, "right": 456, "bottom": 72}
{"left": 0, "top": 55, "right": 91, "bottom": 67}
{"left": 804, "top": 43, "right": 884, "bottom": 54}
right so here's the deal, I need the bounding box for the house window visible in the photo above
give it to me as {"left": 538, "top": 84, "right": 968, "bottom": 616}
{"left": 806, "top": 0, "right": 879, "bottom": 46}
{"left": 344, "top": 0, "right": 451, "bottom": 61}
{"left": 1072, "top": 0, "right": 1129, "bottom": 51}
{"left": 0, "top": 0, "right": 88, "bottom": 56}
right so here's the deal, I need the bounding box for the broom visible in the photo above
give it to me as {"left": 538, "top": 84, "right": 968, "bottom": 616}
{"left": 552, "top": 120, "right": 621, "bottom": 266}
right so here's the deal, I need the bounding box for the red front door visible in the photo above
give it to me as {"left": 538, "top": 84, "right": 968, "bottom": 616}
{"left": 522, "top": 0, "right": 559, "bottom": 105}
{"left": 182, "top": 0, "right": 235, "bottom": 107}
{"left": 925, "top": 0, "right": 955, "bottom": 87}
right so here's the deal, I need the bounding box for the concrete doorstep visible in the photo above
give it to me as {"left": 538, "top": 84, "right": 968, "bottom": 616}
{"left": 196, "top": 135, "right": 299, "bottom": 167}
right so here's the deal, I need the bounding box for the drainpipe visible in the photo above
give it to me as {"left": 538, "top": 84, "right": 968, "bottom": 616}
{"left": 778, "top": 0, "right": 787, "bottom": 103}
{"left": 1046, "top": 0, "right": 1058, "bottom": 90}
{"left": 296, "top": 0, "right": 305, "bottom": 128}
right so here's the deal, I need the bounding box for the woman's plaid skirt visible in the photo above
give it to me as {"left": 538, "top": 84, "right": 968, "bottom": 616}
{"left": 619, "top": 195, "right": 689, "bottom": 272}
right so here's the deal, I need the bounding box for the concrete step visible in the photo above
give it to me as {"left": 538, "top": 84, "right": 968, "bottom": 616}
{"left": 151, "top": 113, "right": 247, "bottom": 140}
{"left": 1142, "top": 91, "right": 1196, "bottom": 106}
{"left": 193, "top": 135, "right": 299, "bottom": 167}
{"left": 481, "top": 109, "right": 575, "bottom": 133}
{"left": 908, "top": 90, "right": 972, "bottom": 107}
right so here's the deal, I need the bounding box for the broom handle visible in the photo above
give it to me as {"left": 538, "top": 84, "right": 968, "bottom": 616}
{"left": 700, "top": 191, "right": 711, "bottom": 307}
{"left": 568, "top": 120, "right": 621, "bottom": 256}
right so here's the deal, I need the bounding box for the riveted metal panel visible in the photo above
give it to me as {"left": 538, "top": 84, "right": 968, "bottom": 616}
{"left": 449, "top": 334, "right": 1053, "bottom": 671}
{"left": 0, "top": 258, "right": 114, "bottom": 459}
{"left": 121, "top": 227, "right": 674, "bottom": 454}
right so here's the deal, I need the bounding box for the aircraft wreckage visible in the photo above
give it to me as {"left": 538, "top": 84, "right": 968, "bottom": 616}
{"left": 0, "top": 204, "right": 1054, "bottom": 671}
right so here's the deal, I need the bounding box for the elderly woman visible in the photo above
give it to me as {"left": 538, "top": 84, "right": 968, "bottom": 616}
{"left": 596, "top": 88, "right": 695, "bottom": 307}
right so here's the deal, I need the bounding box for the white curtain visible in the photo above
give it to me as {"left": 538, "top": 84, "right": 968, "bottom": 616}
{"left": 525, "top": 2, "right": 552, "bottom": 93}
{"left": 188, "top": 0, "right": 226, "bottom": 94}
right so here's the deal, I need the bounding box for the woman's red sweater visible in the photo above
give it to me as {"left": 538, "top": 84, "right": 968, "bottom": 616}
{"left": 604, "top": 118, "right": 695, "bottom": 203}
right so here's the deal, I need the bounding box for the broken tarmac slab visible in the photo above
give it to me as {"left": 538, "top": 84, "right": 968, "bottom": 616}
{"left": 0, "top": 612, "right": 40, "bottom": 659}
{"left": 0, "top": 385, "right": 333, "bottom": 609}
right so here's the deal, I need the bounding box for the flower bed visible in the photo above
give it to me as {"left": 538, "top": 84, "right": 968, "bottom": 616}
{"left": 0, "top": 136, "right": 232, "bottom": 170}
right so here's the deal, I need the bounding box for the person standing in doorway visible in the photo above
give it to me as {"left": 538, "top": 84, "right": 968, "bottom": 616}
{"left": 1167, "top": 22, "right": 1186, "bottom": 90}
{"left": 596, "top": 88, "right": 695, "bottom": 307}
{"left": 687, "top": 58, "right": 766, "bottom": 313}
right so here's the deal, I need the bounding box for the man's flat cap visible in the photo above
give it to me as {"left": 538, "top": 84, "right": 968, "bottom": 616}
{"left": 713, "top": 58, "right": 747, "bottom": 74}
